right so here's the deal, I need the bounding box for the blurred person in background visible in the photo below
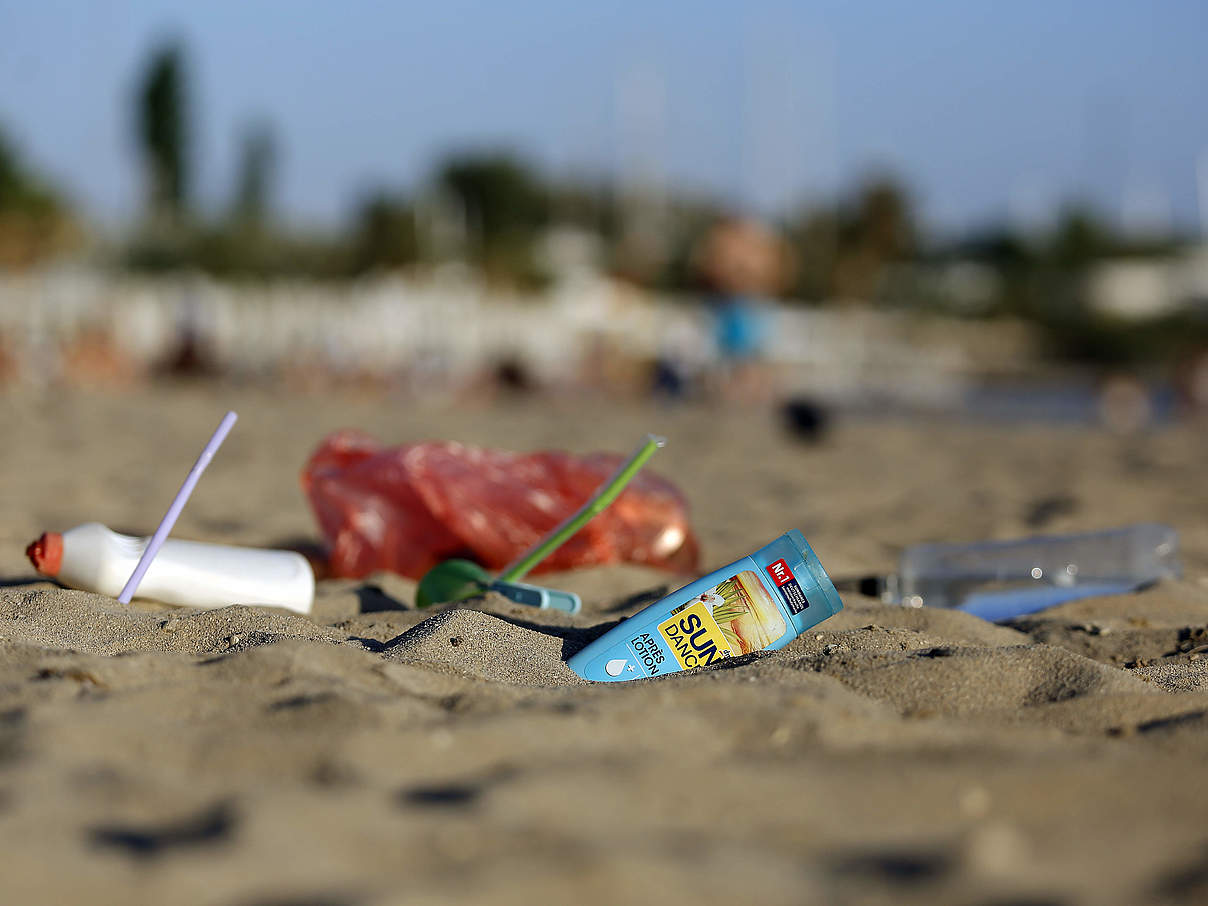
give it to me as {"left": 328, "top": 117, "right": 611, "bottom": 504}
{"left": 1175, "top": 346, "right": 1208, "bottom": 416}
{"left": 695, "top": 217, "right": 790, "bottom": 403}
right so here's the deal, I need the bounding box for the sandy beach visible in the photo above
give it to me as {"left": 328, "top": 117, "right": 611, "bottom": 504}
{"left": 2, "top": 384, "right": 1208, "bottom": 905}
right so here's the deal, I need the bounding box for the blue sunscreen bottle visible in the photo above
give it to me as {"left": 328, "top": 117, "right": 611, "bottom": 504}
{"left": 568, "top": 530, "right": 844, "bottom": 682}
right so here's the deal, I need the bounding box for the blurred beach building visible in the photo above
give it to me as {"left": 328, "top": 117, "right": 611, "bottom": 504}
{"left": 0, "top": 258, "right": 1038, "bottom": 408}
{"left": 1086, "top": 244, "right": 1208, "bottom": 321}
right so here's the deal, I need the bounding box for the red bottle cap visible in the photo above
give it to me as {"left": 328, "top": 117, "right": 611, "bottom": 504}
{"left": 26, "top": 532, "right": 63, "bottom": 576}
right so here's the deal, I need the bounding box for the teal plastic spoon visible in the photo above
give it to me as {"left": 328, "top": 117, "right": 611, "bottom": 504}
{"left": 415, "top": 434, "right": 666, "bottom": 607}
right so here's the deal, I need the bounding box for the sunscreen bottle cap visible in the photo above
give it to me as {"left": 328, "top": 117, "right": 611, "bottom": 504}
{"left": 26, "top": 532, "right": 63, "bottom": 576}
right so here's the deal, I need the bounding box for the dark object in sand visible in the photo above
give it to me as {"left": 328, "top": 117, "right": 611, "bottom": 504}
{"left": 1024, "top": 494, "right": 1079, "bottom": 529}
{"left": 494, "top": 357, "right": 534, "bottom": 394}
{"left": 156, "top": 325, "right": 218, "bottom": 378}
{"left": 651, "top": 357, "right": 688, "bottom": 399}
{"left": 780, "top": 396, "right": 830, "bottom": 443}
{"left": 89, "top": 802, "right": 236, "bottom": 859}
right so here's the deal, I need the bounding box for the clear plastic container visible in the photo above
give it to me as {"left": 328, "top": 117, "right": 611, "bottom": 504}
{"left": 890, "top": 523, "right": 1180, "bottom": 621}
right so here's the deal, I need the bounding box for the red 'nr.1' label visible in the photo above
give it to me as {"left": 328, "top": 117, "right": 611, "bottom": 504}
{"left": 766, "top": 559, "right": 809, "bottom": 614}
{"left": 767, "top": 559, "right": 794, "bottom": 586}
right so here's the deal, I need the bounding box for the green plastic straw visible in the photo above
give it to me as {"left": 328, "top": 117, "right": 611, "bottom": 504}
{"left": 497, "top": 433, "right": 666, "bottom": 582}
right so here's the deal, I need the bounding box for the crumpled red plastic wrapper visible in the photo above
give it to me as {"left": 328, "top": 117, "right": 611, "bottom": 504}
{"left": 301, "top": 430, "right": 700, "bottom": 580}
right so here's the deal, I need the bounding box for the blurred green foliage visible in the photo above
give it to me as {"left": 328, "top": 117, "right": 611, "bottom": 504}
{"left": 0, "top": 125, "right": 72, "bottom": 267}
{"left": 9, "top": 35, "right": 1207, "bottom": 368}
{"left": 783, "top": 176, "right": 916, "bottom": 303}
{"left": 137, "top": 42, "right": 189, "bottom": 221}
{"left": 348, "top": 192, "right": 418, "bottom": 274}
{"left": 435, "top": 152, "right": 550, "bottom": 288}
{"left": 231, "top": 122, "right": 276, "bottom": 229}
{"left": 0, "top": 129, "right": 61, "bottom": 217}
{"left": 938, "top": 206, "right": 1203, "bottom": 366}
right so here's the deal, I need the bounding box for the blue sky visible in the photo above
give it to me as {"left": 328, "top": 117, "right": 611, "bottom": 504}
{"left": 2, "top": 0, "right": 1206, "bottom": 234}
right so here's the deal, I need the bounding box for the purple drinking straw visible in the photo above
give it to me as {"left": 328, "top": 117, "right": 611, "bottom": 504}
{"left": 117, "top": 411, "right": 238, "bottom": 604}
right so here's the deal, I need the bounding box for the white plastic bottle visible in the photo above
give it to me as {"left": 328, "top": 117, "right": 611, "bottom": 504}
{"left": 26, "top": 523, "right": 314, "bottom": 613}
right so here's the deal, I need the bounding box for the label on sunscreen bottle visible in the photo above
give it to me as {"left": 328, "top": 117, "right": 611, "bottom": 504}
{"left": 568, "top": 530, "right": 843, "bottom": 682}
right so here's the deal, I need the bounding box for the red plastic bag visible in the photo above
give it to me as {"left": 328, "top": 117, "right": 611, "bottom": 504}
{"left": 301, "top": 430, "right": 700, "bottom": 580}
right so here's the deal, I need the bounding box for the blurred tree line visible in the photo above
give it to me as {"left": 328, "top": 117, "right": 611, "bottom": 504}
{"left": 5, "top": 40, "right": 1206, "bottom": 365}
{"left": 115, "top": 42, "right": 933, "bottom": 291}
{"left": 0, "top": 126, "right": 74, "bottom": 268}
{"left": 936, "top": 209, "right": 1203, "bottom": 366}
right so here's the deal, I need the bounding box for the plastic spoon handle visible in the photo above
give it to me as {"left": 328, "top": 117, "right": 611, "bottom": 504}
{"left": 498, "top": 433, "right": 665, "bottom": 582}
{"left": 117, "top": 411, "right": 238, "bottom": 604}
